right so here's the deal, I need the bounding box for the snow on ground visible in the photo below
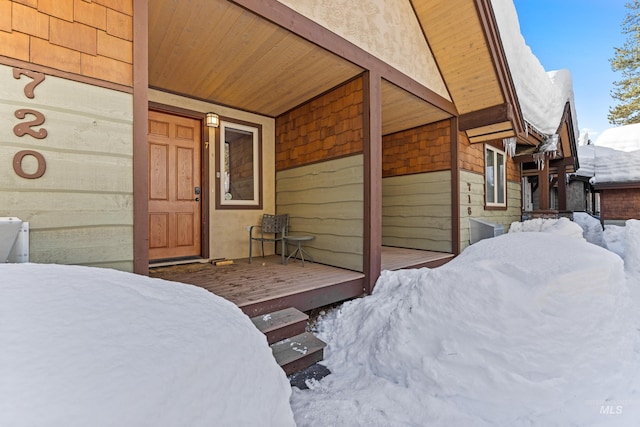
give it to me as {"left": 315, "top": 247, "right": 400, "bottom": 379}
{"left": 572, "top": 212, "right": 607, "bottom": 247}
{"left": 3, "top": 219, "right": 640, "bottom": 427}
{"left": 291, "top": 221, "right": 640, "bottom": 426}
{"left": 0, "top": 264, "right": 295, "bottom": 427}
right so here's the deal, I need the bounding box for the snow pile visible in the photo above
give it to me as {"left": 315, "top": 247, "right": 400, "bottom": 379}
{"left": 291, "top": 233, "right": 640, "bottom": 426}
{"left": 625, "top": 220, "right": 640, "bottom": 281}
{"left": 603, "top": 220, "right": 640, "bottom": 283}
{"left": 0, "top": 264, "right": 295, "bottom": 427}
{"left": 604, "top": 224, "right": 626, "bottom": 258}
{"left": 572, "top": 212, "right": 606, "bottom": 247}
{"left": 596, "top": 123, "right": 640, "bottom": 152}
{"left": 508, "top": 216, "right": 584, "bottom": 240}
{"left": 490, "top": 0, "right": 578, "bottom": 139}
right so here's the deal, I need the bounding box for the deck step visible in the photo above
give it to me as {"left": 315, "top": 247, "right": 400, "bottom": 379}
{"left": 250, "top": 307, "right": 308, "bottom": 345}
{"left": 271, "top": 332, "right": 326, "bottom": 376}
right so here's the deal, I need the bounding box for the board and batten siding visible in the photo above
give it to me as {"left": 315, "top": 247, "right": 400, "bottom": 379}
{"left": 459, "top": 170, "right": 521, "bottom": 251}
{"left": 276, "top": 155, "right": 363, "bottom": 272}
{"left": 382, "top": 170, "right": 452, "bottom": 253}
{"left": 0, "top": 64, "right": 133, "bottom": 270}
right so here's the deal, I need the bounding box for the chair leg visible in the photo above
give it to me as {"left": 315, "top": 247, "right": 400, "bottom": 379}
{"left": 281, "top": 239, "right": 285, "bottom": 265}
{"left": 249, "top": 237, "right": 253, "bottom": 263}
{"left": 261, "top": 240, "right": 265, "bottom": 258}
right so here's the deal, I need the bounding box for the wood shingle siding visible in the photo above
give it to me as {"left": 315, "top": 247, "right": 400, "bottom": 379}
{"left": 382, "top": 120, "right": 452, "bottom": 176}
{"left": 275, "top": 77, "right": 364, "bottom": 171}
{"left": 277, "top": 155, "right": 364, "bottom": 272}
{"left": 0, "top": 0, "right": 133, "bottom": 86}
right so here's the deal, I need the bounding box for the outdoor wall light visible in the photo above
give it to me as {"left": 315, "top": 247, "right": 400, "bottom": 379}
{"left": 206, "top": 112, "right": 219, "bottom": 128}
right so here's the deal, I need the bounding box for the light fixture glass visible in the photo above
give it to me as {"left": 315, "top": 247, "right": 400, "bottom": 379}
{"left": 206, "top": 112, "right": 219, "bottom": 128}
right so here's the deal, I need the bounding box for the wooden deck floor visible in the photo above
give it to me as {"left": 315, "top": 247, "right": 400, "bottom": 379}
{"left": 150, "top": 247, "right": 453, "bottom": 316}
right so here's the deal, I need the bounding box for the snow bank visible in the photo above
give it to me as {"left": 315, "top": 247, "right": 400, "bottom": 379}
{"left": 626, "top": 220, "right": 640, "bottom": 282}
{"left": 0, "top": 264, "right": 295, "bottom": 427}
{"left": 604, "top": 224, "right": 626, "bottom": 258}
{"left": 508, "top": 216, "right": 585, "bottom": 240}
{"left": 603, "top": 220, "right": 640, "bottom": 283}
{"left": 291, "top": 233, "right": 639, "bottom": 426}
{"left": 572, "top": 212, "right": 606, "bottom": 247}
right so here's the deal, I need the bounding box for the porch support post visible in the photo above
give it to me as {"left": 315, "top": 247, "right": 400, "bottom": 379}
{"left": 450, "top": 117, "right": 461, "bottom": 255}
{"left": 539, "top": 157, "right": 550, "bottom": 210}
{"left": 133, "top": 0, "right": 149, "bottom": 274}
{"left": 557, "top": 162, "right": 567, "bottom": 211}
{"left": 363, "top": 71, "right": 382, "bottom": 294}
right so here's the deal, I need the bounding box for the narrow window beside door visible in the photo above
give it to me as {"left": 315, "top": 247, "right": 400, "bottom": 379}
{"left": 485, "top": 145, "right": 506, "bottom": 207}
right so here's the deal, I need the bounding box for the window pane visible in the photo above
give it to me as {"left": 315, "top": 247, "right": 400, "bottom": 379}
{"left": 497, "top": 152, "right": 505, "bottom": 204}
{"left": 225, "top": 127, "right": 254, "bottom": 201}
{"left": 486, "top": 149, "right": 495, "bottom": 204}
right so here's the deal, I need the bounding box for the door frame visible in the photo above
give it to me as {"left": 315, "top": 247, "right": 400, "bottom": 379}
{"left": 148, "top": 102, "right": 210, "bottom": 261}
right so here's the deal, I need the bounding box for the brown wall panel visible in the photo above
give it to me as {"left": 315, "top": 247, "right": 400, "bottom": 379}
{"left": 382, "top": 120, "right": 451, "bottom": 177}
{"left": 1, "top": 0, "right": 132, "bottom": 86}
{"left": 601, "top": 189, "right": 640, "bottom": 220}
{"left": 275, "top": 77, "right": 364, "bottom": 171}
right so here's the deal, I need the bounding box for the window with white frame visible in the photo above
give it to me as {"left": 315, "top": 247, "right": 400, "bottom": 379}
{"left": 485, "top": 145, "right": 506, "bottom": 206}
{"left": 216, "top": 120, "right": 262, "bottom": 209}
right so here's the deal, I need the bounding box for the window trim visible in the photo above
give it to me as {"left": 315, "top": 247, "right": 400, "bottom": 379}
{"left": 485, "top": 144, "right": 507, "bottom": 208}
{"left": 215, "top": 118, "right": 263, "bottom": 210}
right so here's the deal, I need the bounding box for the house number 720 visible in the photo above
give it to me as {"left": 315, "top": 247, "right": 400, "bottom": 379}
{"left": 12, "top": 68, "right": 47, "bottom": 179}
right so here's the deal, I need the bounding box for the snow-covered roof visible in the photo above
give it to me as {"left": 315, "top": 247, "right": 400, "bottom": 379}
{"left": 490, "top": 0, "right": 579, "bottom": 142}
{"left": 595, "top": 123, "right": 640, "bottom": 152}
{"left": 575, "top": 142, "right": 640, "bottom": 185}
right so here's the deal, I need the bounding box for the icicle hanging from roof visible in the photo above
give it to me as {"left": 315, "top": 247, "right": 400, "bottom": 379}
{"left": 532, "top": 134, "right": 560, "bottom": 171}
{"left": 503, "top": 137, "right": 517, "bottom": 158}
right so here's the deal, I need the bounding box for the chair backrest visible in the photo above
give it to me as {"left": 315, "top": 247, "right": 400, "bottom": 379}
{"left": 261, "top": 214, "right": 289, "bottom": 235}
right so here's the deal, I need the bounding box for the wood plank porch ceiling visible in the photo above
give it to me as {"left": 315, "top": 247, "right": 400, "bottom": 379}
{"left": 149, "top": 0, "right": 452, "bottom": 134}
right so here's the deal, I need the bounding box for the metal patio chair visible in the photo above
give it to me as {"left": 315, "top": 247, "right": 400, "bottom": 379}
{"left": 249, "top": 214, "right": 289, "bottom": 264}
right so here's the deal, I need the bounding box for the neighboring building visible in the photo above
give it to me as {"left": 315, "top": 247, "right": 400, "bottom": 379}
{"left": 572, "top": 125, "right": 640, "bottom": 225}
{"left": 0, "top": 0, "right": 577, "bottom": 295}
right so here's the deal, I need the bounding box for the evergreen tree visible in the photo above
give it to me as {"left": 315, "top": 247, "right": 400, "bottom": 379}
{"left": 609, "top": 0, "right": 640, "bottom": 125}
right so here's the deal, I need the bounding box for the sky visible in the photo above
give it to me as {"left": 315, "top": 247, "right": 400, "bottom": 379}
{"left": 512, "top": 0, "right": 629, "bottom": 144}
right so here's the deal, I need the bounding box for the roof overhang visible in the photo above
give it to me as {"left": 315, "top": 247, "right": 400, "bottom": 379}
{"left": 412, "top": 0, "right": 525, "bottom": 143}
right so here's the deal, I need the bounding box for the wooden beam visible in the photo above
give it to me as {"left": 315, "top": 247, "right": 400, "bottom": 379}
{"left": 363, "top": 71, "right": 382, "bottom": 294}
{"left": 450, "top": 118, "right": 461, "bottom": 255}
{"left": 133, "top": 0, "right": 149, "bottom": 274}
{"left": 539, "top": 157, "right": 550, "bottom": 210}
{"left": 474, "top": 0, "right": 525, "bottom": 136}
{"left": 459, "top": 103, "right": 513, "bottom": 131}
{"left": 557, "top": 162, "right": 566, "bottom": 211}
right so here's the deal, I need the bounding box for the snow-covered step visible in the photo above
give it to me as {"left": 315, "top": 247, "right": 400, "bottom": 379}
{"left": 271, "top": 332, "right": 326, "bottom": 376}
{"left": 250, "top": 307, "right": 308, "bottom": 345}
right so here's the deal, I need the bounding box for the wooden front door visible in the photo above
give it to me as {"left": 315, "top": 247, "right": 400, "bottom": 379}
{"left": 148, "top": 110, "right": 202, "bottom": 261}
